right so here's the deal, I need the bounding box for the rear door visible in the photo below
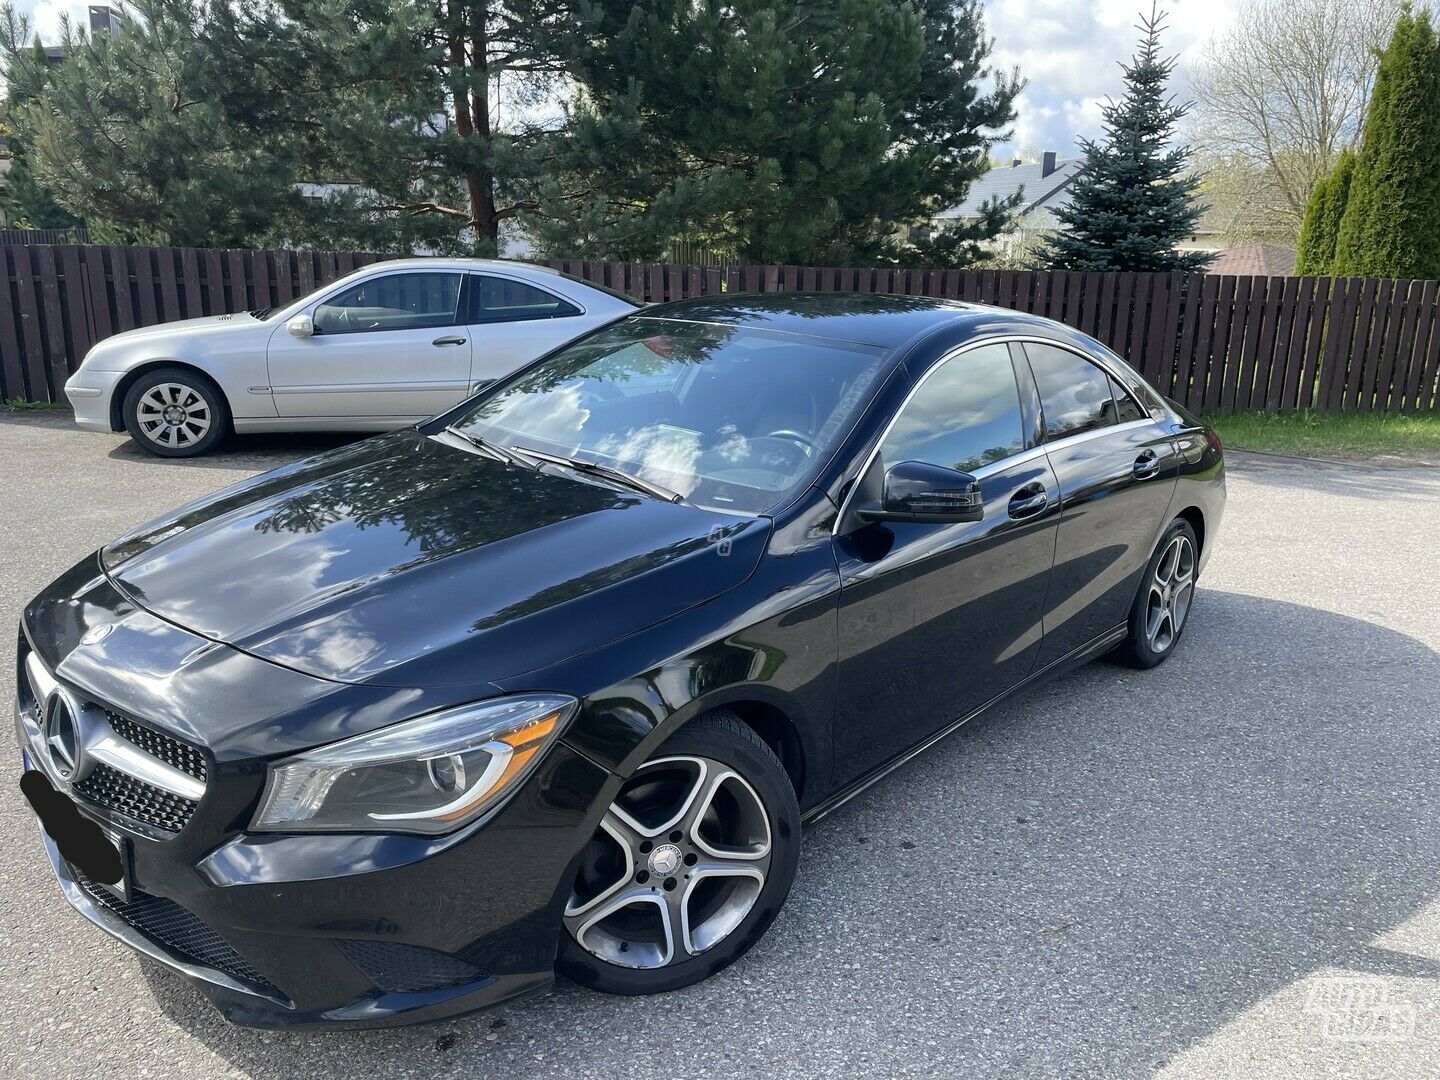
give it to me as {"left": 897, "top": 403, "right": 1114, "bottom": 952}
{"left": 831, "top": 341, "right": 1060, "bottom": 784}
{"left": 1020, "top": 340, "right": 1179, "bottom": 666}
{"left": 268, "top": 270, "right": 471, "bottom": 419}
{"left": 466, "top": 274, "right": 597, "bottom": 388}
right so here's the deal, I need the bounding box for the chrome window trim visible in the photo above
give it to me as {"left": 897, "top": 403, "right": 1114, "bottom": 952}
{"left": 830, "top": 334, "right": 1159, "bottom": 536}
{"left": 1017, "top": 336, "right": 1152, "bottom": 428}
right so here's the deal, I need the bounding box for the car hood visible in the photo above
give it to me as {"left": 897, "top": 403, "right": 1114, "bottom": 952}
{"left": 81, "top": 312, "right": 266, "bottom": 368}
{"left": 101, "top": 431, "right": 770, "bottom": 688}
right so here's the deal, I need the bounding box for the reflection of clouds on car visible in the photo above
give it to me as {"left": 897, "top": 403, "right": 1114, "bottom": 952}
{"left": 594, "top": 424, "right": 704, "bottom": 497}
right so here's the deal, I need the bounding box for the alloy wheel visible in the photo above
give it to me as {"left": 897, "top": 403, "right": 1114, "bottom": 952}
{"left": 1144, "top": 533, "right": 1195, "bottom": 653}
{"left": 135, "top": 382, "right": 212, "bottom": 449}
{"left": 564, "top": 755, "right": 773, "bottom": 970}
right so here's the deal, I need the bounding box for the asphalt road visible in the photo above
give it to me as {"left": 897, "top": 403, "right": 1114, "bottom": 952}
{"left": 1, "top": 411, "right": 1437, "bottom": 1079}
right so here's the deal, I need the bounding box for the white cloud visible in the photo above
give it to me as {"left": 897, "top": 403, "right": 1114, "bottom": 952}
{"left": 983, "top": 0, "right": 1240, "bottom": 159}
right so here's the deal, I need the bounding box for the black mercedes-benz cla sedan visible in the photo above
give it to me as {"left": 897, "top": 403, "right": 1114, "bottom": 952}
{"left": 16, "top": 294, "right": 1224, "bottom": 1027}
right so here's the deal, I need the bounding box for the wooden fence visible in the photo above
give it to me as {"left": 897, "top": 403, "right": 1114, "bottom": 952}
{"left": 2, "top": 244, "right": 1437, "bottom": 414}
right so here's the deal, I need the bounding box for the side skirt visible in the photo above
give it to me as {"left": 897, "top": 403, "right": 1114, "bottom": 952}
{"left": 800, "top": 623, "right": 1128, "bottom": 828}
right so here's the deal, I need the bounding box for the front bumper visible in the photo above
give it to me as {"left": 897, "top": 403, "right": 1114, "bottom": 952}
{"left": 19, "top": 713, "right": 613, "bottom": 1028}
{"left": 64, "top": 369, "right": 123, "bottom": 432}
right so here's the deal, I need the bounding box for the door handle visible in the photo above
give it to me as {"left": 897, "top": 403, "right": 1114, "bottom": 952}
{"left": 1133, "top": 450, "right": 1161, "bottom": 479}
{"left": 1008, "top": 483, "right": 1048, "bottom": 520}
{"left": 432, "top": 335, "right": 467, "bottom": 347}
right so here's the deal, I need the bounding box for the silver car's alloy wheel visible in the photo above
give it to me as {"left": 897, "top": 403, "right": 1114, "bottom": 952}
{"left": 1144, "top": 533, "right": 1195, "bottom": 653}
{"left": 135, "top": 382, "right": 212, "bottom": 449}
{"left": 564, "top": 755, "right": 773, "bottom": 970}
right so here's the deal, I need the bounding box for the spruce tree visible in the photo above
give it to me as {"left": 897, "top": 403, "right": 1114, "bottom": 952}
{"left": 1332, "top": 7, "right": 1440, "bottom": 279}
{"left": 1295, "top": 149, "right": 1356, "bottom": 275}
{"left": 1041, "top": 3, "right": 1209, "bottom": 272}
{"left": 529, "top": 0, "right": 1021, "bottom": 264}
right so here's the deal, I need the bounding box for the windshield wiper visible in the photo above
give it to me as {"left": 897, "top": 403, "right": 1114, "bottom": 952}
{"left": 248, "top": 307, "right": 273, "bottom": 319}
{"left": 442, "top": 426, "right": 537, "bottom": 469}
{"left": 512, "top": 445, "right": 686, "bottom": 504}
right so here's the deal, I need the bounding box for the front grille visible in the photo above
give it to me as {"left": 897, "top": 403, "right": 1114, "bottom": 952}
{"left": 73, "top": 870, "right": 278, "bottom": 995}
{"left": 74, "top": 763, "right": 198, "bottom": 832}
{"left": 104, "top": 712, "right": 208, "bottom": 784}
{"left": 335, "top": 939, "right": 487, "bottom": 994}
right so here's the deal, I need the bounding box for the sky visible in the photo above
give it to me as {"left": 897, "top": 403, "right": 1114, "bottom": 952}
{"left": 14, "top": 0, "right": 1242, "bottom": 162}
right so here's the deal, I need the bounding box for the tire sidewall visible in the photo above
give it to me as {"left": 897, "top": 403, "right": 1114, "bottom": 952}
{"left": 557, "top": 716, "right": 800, "bottom": 995}
{"left": 123, "top": 369, "right": 229, "bottom": 458}
{"left": 1126, "top": 518, "right": 1199, "bottom": 667}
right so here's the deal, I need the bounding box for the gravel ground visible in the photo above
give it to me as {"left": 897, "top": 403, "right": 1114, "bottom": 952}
{"left": 1, "top": 411, "right": 1437, "bottom": 1080}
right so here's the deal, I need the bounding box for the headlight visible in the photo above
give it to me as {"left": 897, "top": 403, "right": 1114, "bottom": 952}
{"left": 251, "top": 695, "right": 577, "bottom": 835}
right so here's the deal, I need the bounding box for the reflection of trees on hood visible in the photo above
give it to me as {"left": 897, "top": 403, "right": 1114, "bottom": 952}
{"left": 248, "top": 433, "right": 621, "bottom": 568}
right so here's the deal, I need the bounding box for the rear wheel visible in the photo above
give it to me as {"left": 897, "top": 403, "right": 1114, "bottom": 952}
{"left": 122, "top": 367, "right": 229, "bottom": 458}
{"left": 1114, "top": 518, "right": 1198, "bottom": 669}
{"left": 558, "top": 712, "right": 799, "bottom": 994}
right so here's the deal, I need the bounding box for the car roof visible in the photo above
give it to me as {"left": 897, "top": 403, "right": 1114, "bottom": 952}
{"left": 634, "top": 292, "right": 1073, "bottom": 350}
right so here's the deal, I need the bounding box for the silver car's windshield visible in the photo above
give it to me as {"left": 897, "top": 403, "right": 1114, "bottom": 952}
{"left": 449, "top": 318, "right": 889, "bottom": 514}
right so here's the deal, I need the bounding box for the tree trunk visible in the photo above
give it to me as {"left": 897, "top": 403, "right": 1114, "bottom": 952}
{"left": 448, "top": 2, "right": 498, "bottom": 253}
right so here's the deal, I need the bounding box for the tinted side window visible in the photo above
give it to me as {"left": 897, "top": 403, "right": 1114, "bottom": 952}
{"left": 313, "top": 273, "right": 461, "bottom": 334}
{"left": 1024, "top": 342, "right": 1118, "bottom": 439}
{"left": 881, "top": 344, "right": 1025, "bottom": 474}
{"left": 473, "top": 277, "right": 580, "bottom": 323}
{"left": 1109, "top": 375, "right": 1145, "bottom": 422}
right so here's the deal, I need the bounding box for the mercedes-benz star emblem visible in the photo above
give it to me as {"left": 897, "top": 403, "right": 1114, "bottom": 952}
{"left": 80, "top": 623, "right": 115, "bottom": 646}
{"left": 44, "top": 693, "right": 83, "bottom": 782}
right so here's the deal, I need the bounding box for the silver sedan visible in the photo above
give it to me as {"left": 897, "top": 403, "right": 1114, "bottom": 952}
{"left": 63, "top": 258, "right": 638, "bottom": 457}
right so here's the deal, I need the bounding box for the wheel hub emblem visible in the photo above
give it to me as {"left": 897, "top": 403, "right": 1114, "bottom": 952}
{"left": 647, "top": 843, "right": 682, "bottom": 877}
{"left": 163, "top": 405, "right": 187, "bottom": 425}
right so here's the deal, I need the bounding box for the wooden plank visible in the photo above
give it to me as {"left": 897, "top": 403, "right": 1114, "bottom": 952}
{"left": 202, "top": 248, "right": 225, "bottom": 314}
{"left": 0, "top": 248, "right": 25, "bottom": 400}
{"left": 1202, "top": 277, "right": 1237, "bottom": 411}
{"left": 34, "top": 246, "right": 71, "bottom": 398}
{"left": 1296, "top": 277, "right": 1332, "bottom": 409}
{"left": 1316, "top": 278, "right": 1357, "bottom": 409}
{"left": 109, "top": 246, "right": 136, "bottom": 331}
{"left": 226, "top": 250, "right": 247, "bottom": 312}
{"left": 1345, "top": 277, "right": 1386, "bottom": 410}
{"left": 80, "top": 245, "right": 112, "bottom": 342}
{"left": 1182, "top": 275, "right": 1218, "bottom": 411}
{"left": 155, "top": 246, "right": 182, "bottom": 323}
{"left": 1109, "top": 273, "right": 1136, "bottom": 359}
{"left": 1401, "top": 280, "right": 1438, "bottom": 410}
{"left": 1373, "top": 279, "right": 1414, "bottom": 411}
{"left": 273, "top": 250, "right": 296, "bottom": 304}
{"left": 178, "top": 247, "right": 203, "bottom": 317}
{"left": 1061, "top": 271, "right": 1085, "bottom": 329}
{"left": 1247, "top": 275, "right": 1285, "bottom": 411}
{"left": 1411, "top": 284, "right": 1440, "bottom": 410}
{"left": 58, "top": 245, "right": 92, "bottom": 374}
{"left": 1219, "top": 276, "right": 1255, "bottom": 412}
{"left": 296, "top": 251, "right": 316, "bottom": 298}
{"left": 1273, "top": 276, "right": 1313, "bottom": 411}
{"left": 1141, "top": 273, "right": 1177, "bottom": 387}
{"left": 251, "top": 251, "right": 273, "bottom": 309}
{"left": 13, "top": 247, "right": 48, "bottom": 399}
{"left": 1169, "top": 275, "right": 1203, "bottom": 403}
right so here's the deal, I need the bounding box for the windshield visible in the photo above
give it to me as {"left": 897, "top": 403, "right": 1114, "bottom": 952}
{"left": 448, "top": 318, "right": 888, "bottom": 514}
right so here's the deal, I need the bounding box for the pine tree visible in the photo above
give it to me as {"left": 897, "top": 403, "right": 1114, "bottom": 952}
{"left": 1332, "top": 7, "right": 1440, "bottom": 279}
{"left": 528, "top": 0, "right": 1021, "bottom": 264}
{"left": 1041, "top": 3, "right": 1209, "bottom": 272}
{"left": 1294, "top": 149, "right": 1356, "bottom": 275}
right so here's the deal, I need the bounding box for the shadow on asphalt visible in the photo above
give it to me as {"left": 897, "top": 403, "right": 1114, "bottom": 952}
{"left": 1228, "top": 450, "right": 1438, "bottom": 503}
{"left": 130, "top": 590, "right": 1440, "bottom": 1077}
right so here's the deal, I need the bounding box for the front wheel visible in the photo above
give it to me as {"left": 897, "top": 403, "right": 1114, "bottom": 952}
{"left": 122, "top": 367, "right": 229, "bottom": 457}
{"left": 558, "top": 712, "right": 799, "bottom": 995}
{"left": 1113, "top": 518, "right": 1199, "bottom": 669}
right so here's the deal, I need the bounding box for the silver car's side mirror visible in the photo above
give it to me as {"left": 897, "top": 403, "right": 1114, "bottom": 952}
{"left": 287, "top": 314, "right": 315, "bottom": 338}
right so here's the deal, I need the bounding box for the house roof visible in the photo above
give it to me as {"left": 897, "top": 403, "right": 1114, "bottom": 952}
{"left": 937, "top": 158, "right": 1083, "bottom": 223}
{"left": 1204, "top": 244, "right": 1297, "bottom": 276}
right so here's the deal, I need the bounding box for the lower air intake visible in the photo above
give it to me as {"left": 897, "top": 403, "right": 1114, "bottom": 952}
{"left": 335, "top": 939, "right": 488, "bottom": 994}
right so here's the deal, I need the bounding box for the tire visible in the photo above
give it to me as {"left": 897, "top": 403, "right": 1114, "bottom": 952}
{"left": 122, "top": 367, "right": 230, "bottom": 458}
{"left": 1113, "top": 517, "right": 1199, "bottom": 669}
{"left": 558, "top": 711, "right": 800, "bottom": 995}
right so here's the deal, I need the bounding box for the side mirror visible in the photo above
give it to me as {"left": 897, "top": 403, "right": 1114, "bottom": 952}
{"left": 858, "top": 460, "right": 983, "bottom": 524}
{"left": 287, "top": 314, "right": 315, "bottom": 338}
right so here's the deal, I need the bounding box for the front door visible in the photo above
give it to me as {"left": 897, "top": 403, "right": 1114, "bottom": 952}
{"left": 268, "top": 270, "right": 472, "bottom": 419}
{"left": 1019, "top": 341, "right": 1180, "bottom": 666}
{"left": 831, "top": 341, "right": 1060, "bottom": 786}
